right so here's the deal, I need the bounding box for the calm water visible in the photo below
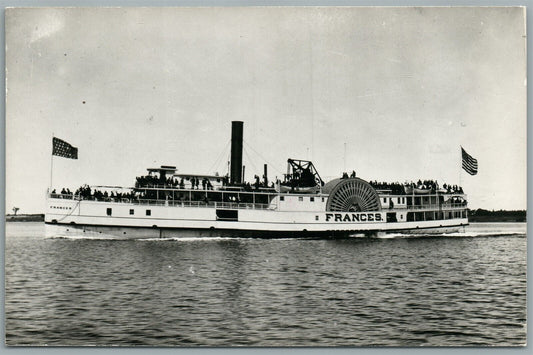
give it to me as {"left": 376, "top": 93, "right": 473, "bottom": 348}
{"left": 4, "top": 222, "right": 527, "bottom": 346}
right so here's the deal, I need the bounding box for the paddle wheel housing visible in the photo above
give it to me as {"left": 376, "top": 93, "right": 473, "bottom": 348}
{"left": 323, "top": 178, "right": 382, "bottom": 212}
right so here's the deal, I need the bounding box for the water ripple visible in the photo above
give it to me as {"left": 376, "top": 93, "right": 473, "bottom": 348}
{"left": 5, "top": 222, "right": 527, "bottom": 346}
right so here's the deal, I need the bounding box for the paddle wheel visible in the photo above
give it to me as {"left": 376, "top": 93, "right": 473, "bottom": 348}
{"left": 324, "top": 178, "right": 381, "bottom": 212}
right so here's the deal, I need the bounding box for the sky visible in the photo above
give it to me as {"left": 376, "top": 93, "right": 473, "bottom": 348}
{"left": 5, "top": 7, "right": 527, "bottom": 213}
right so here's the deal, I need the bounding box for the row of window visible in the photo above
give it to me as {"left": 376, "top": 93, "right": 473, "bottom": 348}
{"left": 279, "top": 196, "right": 326, "bottom": 202}
{"left": 383, "top": 197, "right": 406, "bottom": 204}
{"left": 51, "top": 206, "right": 72, "bottom": 210}
{"left": 406, "top": 210, "right": 466, "bottom": 221}
{"left": 106, "top": 208, "right": 151, "bottom": 216}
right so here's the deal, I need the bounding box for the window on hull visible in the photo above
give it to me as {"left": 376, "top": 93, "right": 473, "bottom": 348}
{"left": 216, "top": 209, "right": 238, "bottom": 221}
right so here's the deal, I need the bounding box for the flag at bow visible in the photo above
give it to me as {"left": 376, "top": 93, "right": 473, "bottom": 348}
{"left": 461, "top": 147, "right": 477, "bottom": 175}
{"left": 52, "top": 137, "right": 78, "bottom": 159}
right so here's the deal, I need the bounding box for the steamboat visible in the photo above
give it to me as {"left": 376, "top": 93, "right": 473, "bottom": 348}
{"left": 45, "top": 121, "right": 468, "bottom": 239}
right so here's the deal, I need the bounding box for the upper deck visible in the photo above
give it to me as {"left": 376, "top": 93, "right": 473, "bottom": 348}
{"left": 48, "top": 182, "right": 467, "bottom": 214}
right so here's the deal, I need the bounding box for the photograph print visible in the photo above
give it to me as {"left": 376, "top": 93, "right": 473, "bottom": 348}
{"left": 5, "top": 7, "right": 527, "bottom": 346}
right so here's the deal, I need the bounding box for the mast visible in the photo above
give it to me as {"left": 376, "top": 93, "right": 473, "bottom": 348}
{"left": 459, "top": 146, "right": 463, "bottom": 191}
{"left": 50, "top": 133, "right": 54, "bottom": 190}
{"left": 343, "top": 142, "right": 347, "bottom": 172}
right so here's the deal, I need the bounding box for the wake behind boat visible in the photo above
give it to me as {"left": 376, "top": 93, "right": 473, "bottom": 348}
{"left": 45, "top": 121, "right": 469, "bottom": 239}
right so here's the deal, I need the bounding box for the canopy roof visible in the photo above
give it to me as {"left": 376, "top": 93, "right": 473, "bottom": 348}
{"left": 146, "top": 165, "right": 177, "bottom": 173}
{"left": 173, "top": 174, "right": 223, "bottom": 179}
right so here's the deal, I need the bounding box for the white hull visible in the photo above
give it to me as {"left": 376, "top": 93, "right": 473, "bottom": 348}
{"left": 45, "top": 198, "right": 468, "bottom": 239}
{"left": 45, "top": 223, "right": 465, "bottom": 240}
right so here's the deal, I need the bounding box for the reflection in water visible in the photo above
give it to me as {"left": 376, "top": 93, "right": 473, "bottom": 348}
{"left": 5, "top": 222, "right": 527, "bottom": 346}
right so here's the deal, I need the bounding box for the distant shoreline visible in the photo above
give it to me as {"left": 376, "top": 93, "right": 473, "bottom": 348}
{"left": 5, "top": 214, "right": 45, "bottom": 222}
{"left": 468, "top": 209, "right": 526, "bottom": 223}
{"left": 4, "top": 211, "right": 526, "bottom": 223}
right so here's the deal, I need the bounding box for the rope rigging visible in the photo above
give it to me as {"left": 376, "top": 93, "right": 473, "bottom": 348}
{"left": 206, "top": 139, "right": 231, "bottom": 175}
{"left": 243, "top": 139, "right": 284, "bottom": 176}
{"left": 243, "top": 146, "right": 261, "bottom": 180}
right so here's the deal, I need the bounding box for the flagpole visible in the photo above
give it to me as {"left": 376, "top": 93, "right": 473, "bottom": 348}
{"left": 459, "top": 146, "right": 462, "bottom": 190}
{"left": 50, "top": 134, "right": 54, "bottom": 190}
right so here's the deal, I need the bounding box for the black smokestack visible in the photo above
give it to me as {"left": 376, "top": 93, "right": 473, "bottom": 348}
{"left": 230, "top": 121, "right": 244, "bottom": 184}
{"left": 264, "top": 164, "right": 268, "bottom": 186}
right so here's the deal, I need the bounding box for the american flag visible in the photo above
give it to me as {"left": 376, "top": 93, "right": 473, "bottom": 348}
{"left": 52, "top": 137, "right": 78, "bottom": 159}
{"left": 461, "top": 147, "right": 477, "bottom": 175}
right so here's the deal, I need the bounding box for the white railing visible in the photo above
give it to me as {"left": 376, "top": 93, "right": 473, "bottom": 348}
{"left": 48, "top": 193, "right": 273, "bottom": 210}
{"left": 49, "top": 193, "right": 77, "bottom": 200}
{"left": 132, "top": 199, "right": 272, "bottom": 210}
{"left": 405, "top": 203, "right": 467, "bottom": 211}
{"left": 49, "top": 193, "right": 132, "bottom": 203}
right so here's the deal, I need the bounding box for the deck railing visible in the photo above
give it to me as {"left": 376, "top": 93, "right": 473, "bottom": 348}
{"left": 49, "top": 193, "right": 76, "bottom": 199}
{"left": 132, "top": 199, "right": 272, "bottom": 210}
{"left": 405, "top": 203, "right": 467, "bottom": 211}
{"left": 48, "top": 193, "right": 273, "bottom": 210}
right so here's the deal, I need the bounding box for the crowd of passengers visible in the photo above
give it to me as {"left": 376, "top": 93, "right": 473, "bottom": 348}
{"left": 135, "top": 174, "right": 276, "bottom": 191}
{"left": 135, "top": 175, "right": 221, "bottom": 190}
{"left": 52, "top": 174, "right": 276, "bottom": 202}
{"left": 367, "top": 179, "right": 464, "bottom": 194}
{"left": 51, "top": 185, "right": 136, "bottom": 201}
{"left": 53, "top": 170, "right": 464, "bottom": 202}
{"left": 340, "top": 171, "right": 463, "bottom": 195}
